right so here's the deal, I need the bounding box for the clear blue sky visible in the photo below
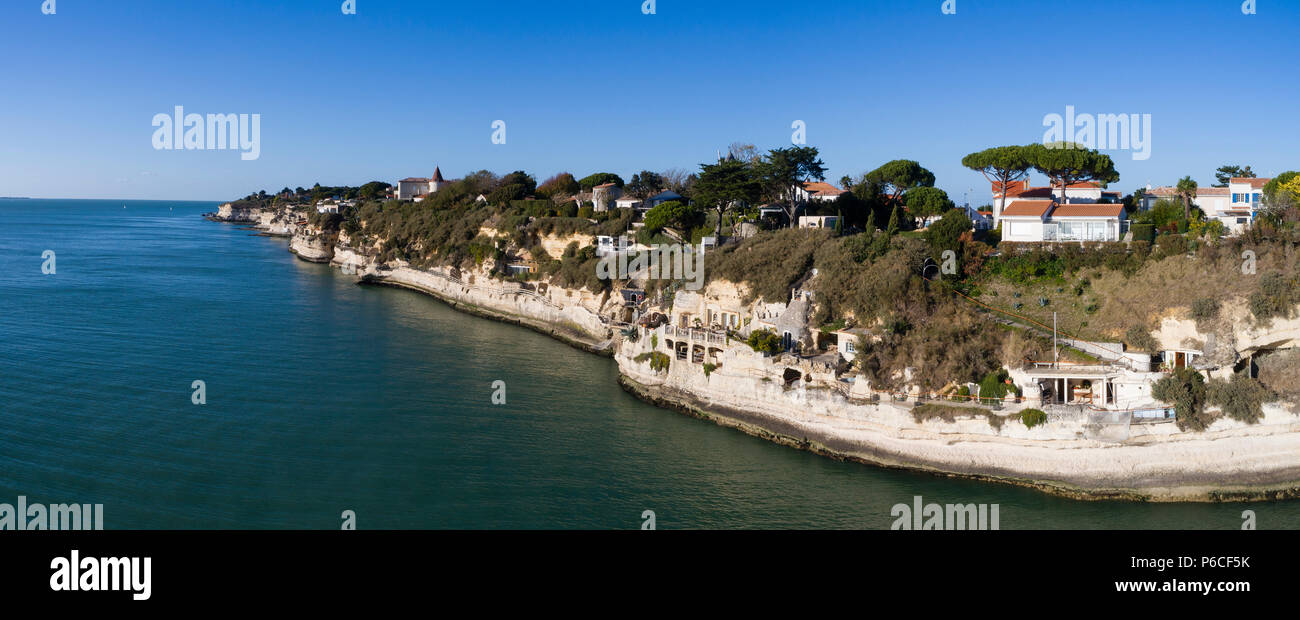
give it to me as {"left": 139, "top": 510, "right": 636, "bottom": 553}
{"left": 2, "top": 0, "right": 1296, "bottom": 202}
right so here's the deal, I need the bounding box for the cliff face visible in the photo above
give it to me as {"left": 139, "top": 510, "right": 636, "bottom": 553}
{"left": 210, "top": 203, "right": 300, "bottom": 235}
{"left": 1156, "top": 300, "right": 1300, "bottom": 378}
{"left": 613, "top": 328, "right": 1300, "bottom": 500}
{"left": 321, "top": 225, "right": 615, "bottom": 348}
{"left": 289, "top": 233, "right": 334, "bottom": 263}
{"left": 211, "top": 202, "right": 262, "bottom": 223}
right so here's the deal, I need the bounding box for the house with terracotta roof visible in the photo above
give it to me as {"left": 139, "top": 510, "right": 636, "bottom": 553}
{"left": 396, "top": 166, "right": 450, "bottom": 201}
{"left": 1228, "top": 176, "right": 1269, "bottom": 208}
{"left": 1000, "top": 199, "right": 1127, "bottom": 242}
{"left": 797, "top": 181, "right": 848, "bottom": 203}
{"left": 992, "top": 180, "right": 1120, "bottom": 224}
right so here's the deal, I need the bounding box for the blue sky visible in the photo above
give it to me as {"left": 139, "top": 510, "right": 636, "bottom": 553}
{"left": 1, "top": 0, "right": 1296, "bottom": 202}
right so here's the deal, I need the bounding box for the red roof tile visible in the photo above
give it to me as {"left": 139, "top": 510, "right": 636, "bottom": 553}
{"left": 1231, "top": 177, "right": 1269, "bottom": 189}
{"left": 1001, "top": 200, "right": 1055, "bottom": 217}
{"left": 804, "top": 181, "right": 846, "bottom": 196}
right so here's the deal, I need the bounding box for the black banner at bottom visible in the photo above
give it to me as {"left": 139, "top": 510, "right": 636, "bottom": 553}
{"left": 0, "top": 530, "right": 1283, "bottom": 607}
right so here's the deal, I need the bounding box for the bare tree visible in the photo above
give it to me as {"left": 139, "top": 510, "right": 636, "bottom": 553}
{"left": 660, "top": 167, "right": 696, "bottom": 195}
{"left": 727, "top": 142, "right": 761, "bottom": 164}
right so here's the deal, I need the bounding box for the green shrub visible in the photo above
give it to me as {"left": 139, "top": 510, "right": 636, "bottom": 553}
{"left": 1153, "top": 367, "right": 1209, "bottom": 432}
{"left": 1207, "top": 373, "right": 1271, "bottom": 424}
{"left": 1019, "top": 408, "right": 1048, "bottom": 429}
{"left": 634, "top": 351, "right": 671, "bottom": 372}
{"left": 1130, "top": 222, "right": 1155, "bottom": 243}
{"left": 978, "top": 369, "right": 1019, "bottom": 400}
{"left": 747, "top": 329, "right": 783, "bottom": 355}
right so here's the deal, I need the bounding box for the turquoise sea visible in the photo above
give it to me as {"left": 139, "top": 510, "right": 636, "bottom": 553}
{"left": 2, "top": 198, "right": 1298, "bottom": 529}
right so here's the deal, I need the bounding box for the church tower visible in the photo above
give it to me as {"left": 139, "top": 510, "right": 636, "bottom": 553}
{"left": 430, "top": 166, "right": 446, "bottom": 193}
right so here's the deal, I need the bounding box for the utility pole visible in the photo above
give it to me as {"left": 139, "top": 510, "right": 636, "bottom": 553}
{"left": 1053, "top": 312, "right": 1058, "bottom": 369}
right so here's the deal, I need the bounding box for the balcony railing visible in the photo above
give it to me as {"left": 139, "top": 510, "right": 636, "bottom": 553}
{"left": 662, "top": 325, "right": 728, "bottom": 345}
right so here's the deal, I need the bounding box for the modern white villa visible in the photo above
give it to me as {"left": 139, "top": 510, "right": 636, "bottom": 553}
{"left": 999, "top": 199, "right": 1127, "bottom": 243}
{"left": 992, "top": 180, "right": 1121, "bottom": 223}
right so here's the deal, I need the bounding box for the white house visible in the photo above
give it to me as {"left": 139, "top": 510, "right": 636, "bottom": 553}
{"left": 1000, "top": 200, "right": 1126, "bottom": 242}
{"left": 992, "top": 180, "right": 1120, "bottom": 225}
{"left": 798, "top": 215, "right": 839, "bottom": 229}
{"left": 614, "top": 196, "right": 643, "bottom": 210}
{"left": 315, "top": 200, "right": 340, "bottom": 214}
{"left": 1224, "top": 177, "right": 1269, "bottom": 231}
{"left": 1140, "top": 177, "right": 1270, "bottom": 234}
{"left": 831, "top": 327, "right": 876, "bottom": 363}
{"left": 796, "top": 181, "right": 847, "bottom": 203}
{"left": 595, "top": 235, "right": 631, "bottom": 257}
{"left": 396, "top": 166, "right": 449, "bottom": 201}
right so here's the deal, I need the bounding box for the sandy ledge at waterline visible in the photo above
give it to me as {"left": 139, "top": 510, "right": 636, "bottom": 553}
{"left": 212, "top": 215, "right": 1300, "bottom": 503}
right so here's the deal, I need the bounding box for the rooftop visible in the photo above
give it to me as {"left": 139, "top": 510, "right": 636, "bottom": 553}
{"left": 804, "top": 181, "right": 847, "bottom": 196}
{"left": 1231, "top": 177, "right": 1271, "bottom": 189}
{"left": 1001, "top": 199, "right": 1055, "bottom": 217}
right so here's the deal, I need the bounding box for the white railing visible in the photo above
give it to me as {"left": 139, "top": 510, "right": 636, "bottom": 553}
{"left": 662, "top": 325, "right": 728, "bottom": 345}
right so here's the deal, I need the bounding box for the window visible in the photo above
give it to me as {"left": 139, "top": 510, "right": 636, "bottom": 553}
{"left": 844, "top": 341, "right": 856, "bottom": 353}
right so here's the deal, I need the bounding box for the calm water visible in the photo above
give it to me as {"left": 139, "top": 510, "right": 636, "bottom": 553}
{"left": 1, "top": 199, "right": 1297, "bottom": 529}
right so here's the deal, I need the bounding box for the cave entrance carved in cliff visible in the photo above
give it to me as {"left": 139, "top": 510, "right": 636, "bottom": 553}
{"left": 783, "top": 368, "right": 802, "bottom": 387}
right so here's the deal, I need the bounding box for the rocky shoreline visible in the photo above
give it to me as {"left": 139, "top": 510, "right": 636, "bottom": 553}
{"left": 209, "top": 204, "right": 1300, "bottom": 502}
{"left": 616, "top": 373, "right": 1300, "bottom": 502}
